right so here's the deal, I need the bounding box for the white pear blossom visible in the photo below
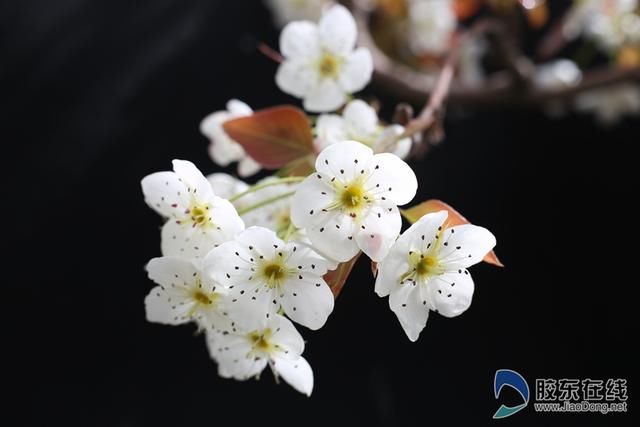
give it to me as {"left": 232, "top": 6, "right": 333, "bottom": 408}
{"left": 204, "top": 226, "right": 335, "bottom": 330}
{"left": 207, "top": 314, "right": 313, "bottom": 395}
{"left": 291, "top": 141, "right": 417, "bottom": 263}
{"left": 141, "top": 160, "right": 245, "bottom": 259}
{"left": 200, "top": 100, "right": 262, "bottom": 177}
{"left": 408, "top": 0, "right": 457, "bottom": 56}
{"left": 575, "top": 83, "right": 640, "bottom": 125}
{"left": 144, "top": 257, "right": 232, "bottom": 331}
{"left": 265, "top": 0, "right": 328, "bottom": 27}
{"left": 275, "top": 4, "right": 373, "bottom": 112}
{"left": 375, "top": 211, "right": 496, "bottom": 342}
{"left": 315, "top": 99, "right": 412, "bottom": 159}
{"left": 564, "top": 0, "right": 640, "bottom": 52}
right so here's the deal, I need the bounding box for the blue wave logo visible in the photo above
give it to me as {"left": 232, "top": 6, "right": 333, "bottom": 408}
{"left": 493, "top": 369, "right": 529, "bottom": 419}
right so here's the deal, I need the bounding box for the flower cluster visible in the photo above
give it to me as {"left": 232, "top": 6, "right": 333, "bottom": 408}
{"left": 142, "top": 4, "right": 498, "bottom": 395}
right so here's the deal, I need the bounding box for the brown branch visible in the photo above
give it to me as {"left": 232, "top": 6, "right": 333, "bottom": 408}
{"left": 352, "top": 4, "right": 640, "bottom": 107}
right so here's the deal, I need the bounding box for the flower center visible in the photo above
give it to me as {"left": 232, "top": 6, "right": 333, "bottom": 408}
{"left": 415, "top": 255, "right": 439, "bottom": 278}
{"left": 190, "top": 283, "right": 220, "bottom": 307}
{"left": 248, "top": 329, "right": 275, "bottom": 355}
{"left": 186, "top": 200, "right": 213, "bottom": 228}
{"left": 259, "top": 259, "right": 292, "bottom": 289}
{"left": 331, "top": 178, "right": 371, "bottom": 218}
{"left": 318, "top": 52, "right": 341, "bottom": 78}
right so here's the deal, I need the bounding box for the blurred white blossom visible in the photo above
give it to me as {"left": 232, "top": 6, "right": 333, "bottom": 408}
{"left": 276, "top": 4, "right": 373, "bottom": 112}
{"left": 201, "top": 100, "right": 262, "bottom": 177}
{"left": 315, "top": 100, "right": 412, "bottom": 158}
{"left": 408, "top": 0, "right": 457, "bottom": 55}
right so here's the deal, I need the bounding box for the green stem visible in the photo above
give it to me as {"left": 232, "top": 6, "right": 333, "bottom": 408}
{"left": 282, "top": 221, "right": 297, "bottom": 242}
{"left": 237, "top": 191, "right": 296, "bottom": 215}
{"left": 229, "top": 177, "right": 304, "bottom": 203}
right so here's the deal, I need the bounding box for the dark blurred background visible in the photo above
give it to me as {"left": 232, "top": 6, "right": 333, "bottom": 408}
{"left": 2, "top": 0, "right": 637, "bottom": 426}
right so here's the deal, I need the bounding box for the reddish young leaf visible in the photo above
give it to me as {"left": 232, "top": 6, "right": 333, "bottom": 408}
{"left": 401, "top": 199, "right": 504, "bottom": 267}
{"left": 223, "top": 106, "right": 314, "bottom": 169}
{"left": 324, "top": 253, "right": 362, "bottom": 298}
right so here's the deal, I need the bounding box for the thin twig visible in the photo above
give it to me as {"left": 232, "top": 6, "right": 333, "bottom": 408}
{"left": 258, "top": 43, "right": 284, "bottom": 63}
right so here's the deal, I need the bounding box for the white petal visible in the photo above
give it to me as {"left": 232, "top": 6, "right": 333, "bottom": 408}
{"left": 408, "top": 211, "right": 449, "bottom": 249}
{"left": 374, "top": 245, "right": 410, "bottom": 297}
{"left": 389, "top": 282, "right": 430, "bottom": 342}
{"left": 366, "top": 153, "right": 417, "bottom": 205}
{"left": 141, "top": 171, "right": 189, "bottom": 217}
{"left": 343, "top": 99, "right": 379, "bottom": 136}
{"left": 144, "top": 286, "right": 192, "bottom": 325}
{"left": 146, "top": 256, "right": 198, "bottom": 287}
{"left": 276, "top": 58, "right": 317, "bottom": 98}
{"left": 237, "top": 156, "right": 262, "bottom": 177}
{"left": 355, "top": 203, "right": 401, "bottom": 262}
{"left": 303, "top": 78, "right": 346, "bottom": 113}
{"left": 305, "top": 212, "right": 360, "bottom": 262}
{"left": 206, "top": 173, "right": 249, "bottom": 200}
{"left": 236, "top": 226, "right": 281, "bottom": 260}
{"left": 200, "top": 110, "right": 228, "bottom": 139}
{"left": 270, "top": 314, "right": 305, "bottom": 357}
{"left": 315, "top": 114, "right": 347, "bottom": 151}
{"left": 440, "top": 224, "right": 496, "bottom": 268}
{"left": 315, "top": 140, "right": 374, "bottom": 182}
{"left": 226, "top": 99, "right": 252, "bottom": 115}
{"left": 208, "top": 135, "right": 245, "bottom": 166}
{"left": 427, "top": 270, "right": 474, "bottom": 318}
{"left": 172, "top": 160, "right": 213, "bottom": 199}
{"left": 280, "top": 20, "right": 320, "bottom": 59}
{"left": 161, "top": 221, "right": 216, "bottom": 259}
{"left": 290, "top": 174, "right": 336, "bottom": 229}
{"left": 319, "top": 4, "right": 357, "bottom": 56}
{"left": 375, "top": 125, "right": 412, "bottom": 159}
{"left": 272, "top": 355, "right": 314, "bottom": 396}
{"left": 338, "top": 47, "right": 373, "bottom": 93}
{"left": 280, "top": 276, "right": 334, "bottom": 330}
{"left": 285, "top": 243, "right": 335, "bottom": 276}
{"left": 208, "top": 333, "right": 267, "bottom": 380}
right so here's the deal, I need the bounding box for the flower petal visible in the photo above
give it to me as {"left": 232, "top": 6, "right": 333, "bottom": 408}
{"left": 303, "top": 78, "right": 346, "bottom": 113}
{"left": 290, "top": 174, "right": 336, "bottom": 229}
{"left": 207, "top": 173, "right": 249, "bottom": 200}
{"left": 226, "top": 99, "right": 252, "bottom": 116}
{"left": 319, "top": 4, "right": 356, "bottom": 56}
{"left": 366, "top": 153, "right": 417, "bottom": 205}
{"left": 343, "top": 99, "right": 378, "bottom": 136}
{"left": 141, "top": 171, "right": 190, "bottom": 217}
{"left": 276, "top": 58, "right": 317, "bottom": 98}
{"left": 389, "top": 282, "right": 430, "bottom": 342}
{"left": 355, "top": 203, "right": 402, "bottom": 262}
{"left": 208, "top": 333, "right": 268, "bottom": 380}
{"left": 144, "top": 286, "right": 193, "bottom": 325}
{"left": 272, "top": 355, "right": 314, "bottom": 396}
{"left": 305, "top": 212, "right": 360, "bottom": 262}
{"left": 315, "top": 140, "right": 374, "bottom": 182}
{"left": 146, "top": 256, "right": 198, "bottom": 287}
{"left": 376, "top": 125, "right": 411, "bottom": 159}
{"left": 280, "top": 20, "right": 320, "bottom": 59}
{"left": 315, "top": 114, "right": 346, "bottom": 151}
{"left": 280, "top": 276, "right": 334, "bottom": 330}
{"left": 237, "top": 156, "right": 262, "bottom": 177}
{"left": 338, "top": 47, "right": 373, "bottom": 93}
{"left": 428, "top": 269, "right": 474, "bottom": 318}
{"left": 172, "top": 160, "right": 214, "bottom": 199}
{"left": 270, "top": 314, "right": 305, "bottom": 357}
{"left": 440, "top": 224, "right": 496, "bottom": 269}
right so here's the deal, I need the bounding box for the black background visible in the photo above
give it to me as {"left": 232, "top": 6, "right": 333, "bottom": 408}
{"left": 3, "top": 0, "right": 637, "bottom": 426}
